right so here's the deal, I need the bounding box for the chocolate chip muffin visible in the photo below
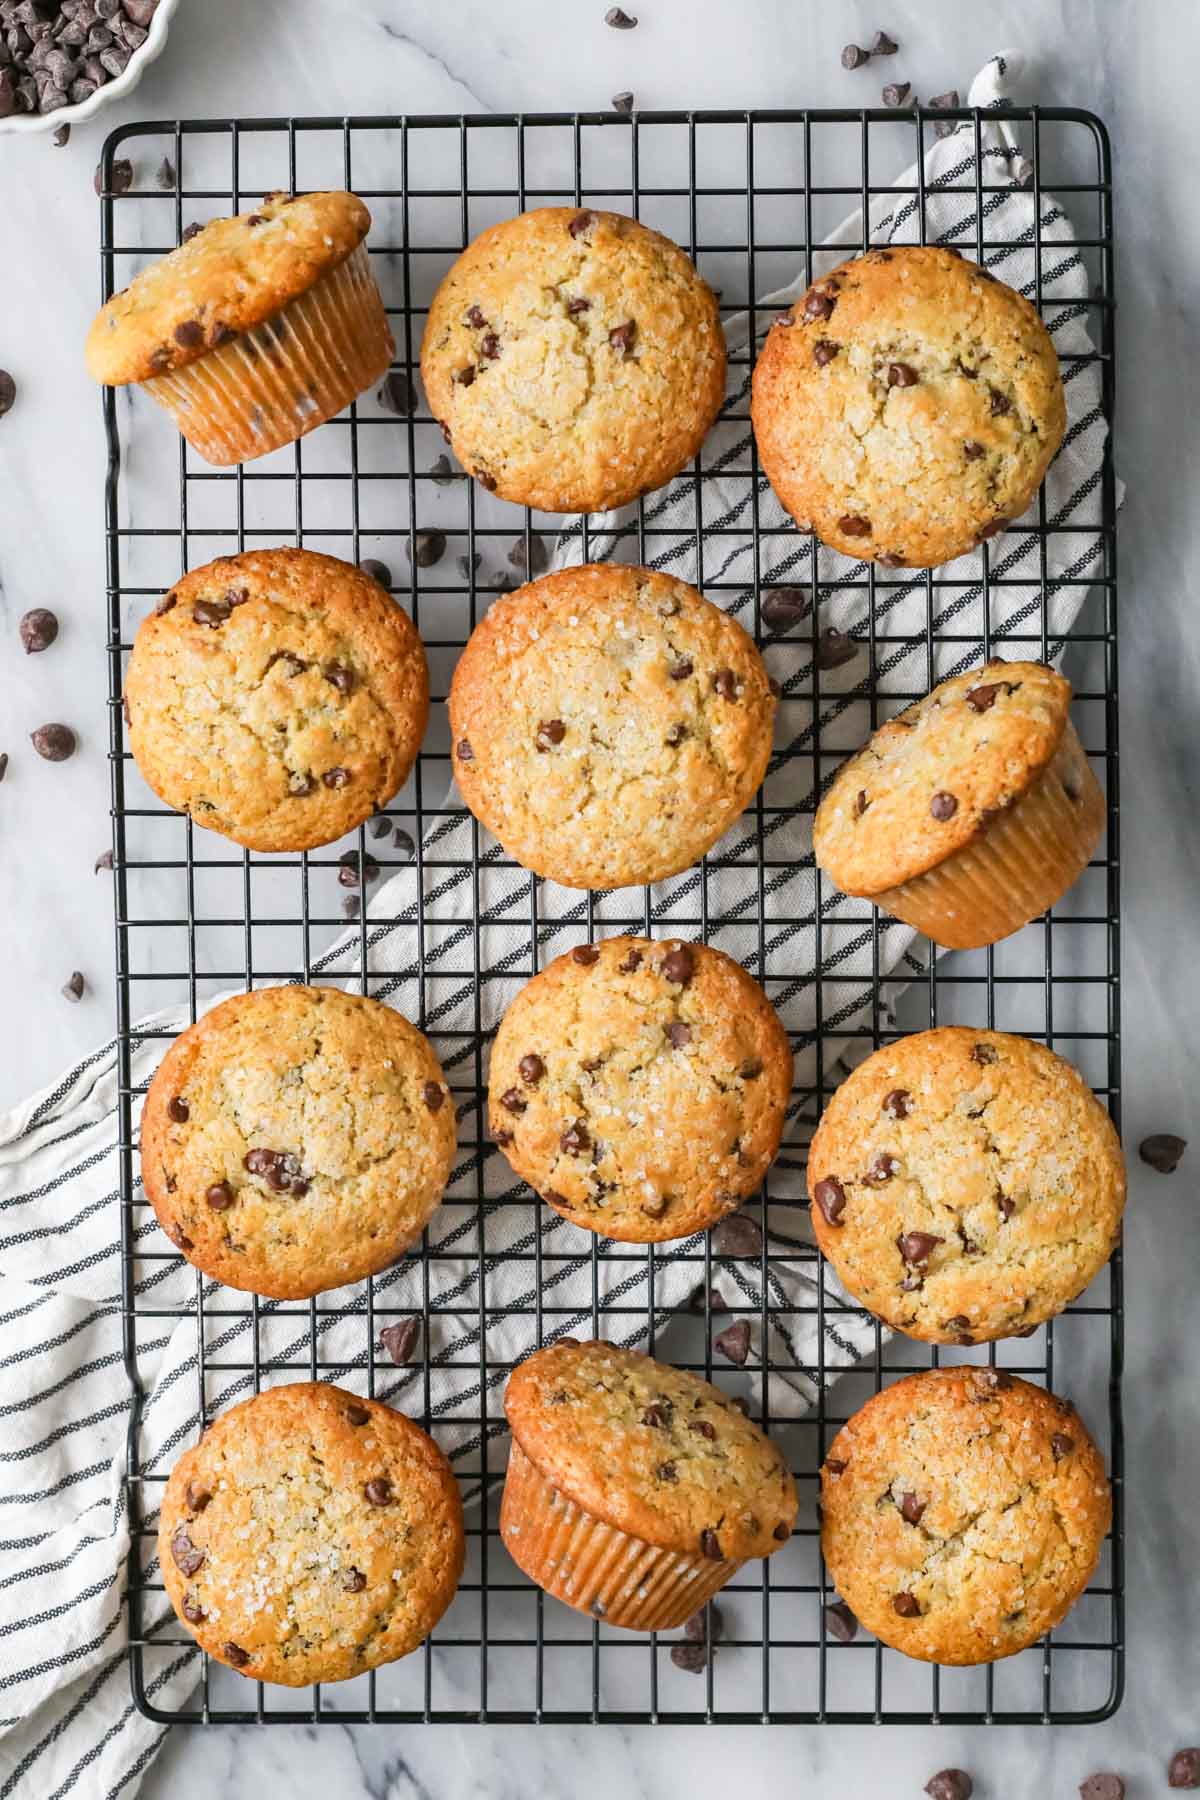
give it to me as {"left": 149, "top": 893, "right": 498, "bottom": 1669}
{"left": 812, "top": 661, "right": 1104, "bottom": 949}
{"left": 141, "top": 986, "right": 456, "bottom": 1299}
{"left": 751, "top": 245, "right": 1066, "bottom": 568}
{"left": 489, "top": 936, "right": 791, "bottom": 1243}
{"left": 160, "top": 1383, "right": 464, "bottom": 1686}
{"left": 449, "top": 564, "right": 775, "bottom": 888}
{"left": 86, "top": 191, "right": 393, "bottom": 464}
{"left": 420, "top": 207, "right": 725, "bottom": 512}
{"left": 125, "top": 548, "right": 428, "bottom": 853}
{"left": 820, "top": 1367, "right": 1110, "bottom": 1664}
{"left": 502, "top": 1340, "right": 797, "bottom": 1629}
{"left": 807, "top": 1027, "right": 1124, "bottom": 1344}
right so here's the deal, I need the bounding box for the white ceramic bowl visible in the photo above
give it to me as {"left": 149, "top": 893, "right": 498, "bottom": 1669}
{"left": 0, "top": 0, "right": 180, "bottom": 136}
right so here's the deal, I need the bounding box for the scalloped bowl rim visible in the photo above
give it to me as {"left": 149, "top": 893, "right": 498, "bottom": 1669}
{"left": 0, "top": 0, "right": 181, "bottom": 136}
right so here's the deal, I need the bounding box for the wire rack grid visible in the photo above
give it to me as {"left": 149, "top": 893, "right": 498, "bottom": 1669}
{"left": 99, "top": 106, "right": 1121, "bottom": 1727}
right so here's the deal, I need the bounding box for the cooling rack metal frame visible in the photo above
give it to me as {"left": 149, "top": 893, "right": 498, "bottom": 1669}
{"left": 101, "top": 106, "right": 1122, "bottom": 1728}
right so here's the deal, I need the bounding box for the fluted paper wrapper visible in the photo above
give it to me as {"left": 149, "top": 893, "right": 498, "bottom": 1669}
{"left": 144, "top": 243, "right": 394, "bottom": 466}
{"left": 875, "top": 722, "right": 1106, "bottom": 950}
{"left": 499, "top": 1440, "right": 740, "bottom": 1631}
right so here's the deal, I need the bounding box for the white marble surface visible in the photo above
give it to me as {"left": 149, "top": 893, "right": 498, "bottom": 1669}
{"left": 1, "top": 0, "right": 1198, "bottom": 1793}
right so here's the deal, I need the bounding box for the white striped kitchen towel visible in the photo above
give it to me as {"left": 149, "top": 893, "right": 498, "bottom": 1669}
{"left": 0, "top": 54, "right": 1117, "bottom": 1799}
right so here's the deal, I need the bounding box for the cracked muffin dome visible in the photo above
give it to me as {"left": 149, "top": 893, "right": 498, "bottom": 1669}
{"left": 751, "top": 244, "right": 1066, "bottom": 568}
{"left": 448, "top": 564, "right": 776, "bottom": 889}
{"left": 420, "top": 207, "right": 726, "bottom": 513}
{"left": 807, "top": 1027, "right": 1125, "bottom": 1344}
{"left": 502, "top": 1339, "right": 798, "bottom": 1629}
{"left": 812, "top": 661, "right": 1105, "bottom": 949}
{"left": 159, "top": 1383, "right": 464, "bottom": 1686}
{"left": 125, "top": 548, "right": 428, "bottom": 853}
{"left": 820, "top": 1367, "right": 1111, "bottom": 1664}
{"left": 141, "top": 986, "right": 456, "bottom": 1299}
{"left": 86, "top": 192, "right": 394, "bottom": 464}
{"left": 489, "top": 936, "right": 792, "bottom": 1243}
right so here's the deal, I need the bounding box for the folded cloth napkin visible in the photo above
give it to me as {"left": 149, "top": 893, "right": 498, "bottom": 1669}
{"left": 0, "top": 54, "right": 1116, "bottom": 1798}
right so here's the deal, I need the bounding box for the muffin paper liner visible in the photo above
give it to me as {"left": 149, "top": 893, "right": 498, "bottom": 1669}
{"left": 500, "top": 1440, "right": 739, "bottom": 1631}
{"left": 144, "top": 243, "right": 394, "bottom": 465}
{"left": 874, "top": 722, "right": 1106, "bottom": 950}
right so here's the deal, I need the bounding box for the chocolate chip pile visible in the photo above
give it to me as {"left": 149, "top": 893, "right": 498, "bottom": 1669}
{"left": 0, "top": 0, "right": 159, "bottom": 119}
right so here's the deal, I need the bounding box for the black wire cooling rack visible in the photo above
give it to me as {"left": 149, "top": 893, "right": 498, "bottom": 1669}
{"left": 100, "top": 107, "right": 1121, "bottom": 1727}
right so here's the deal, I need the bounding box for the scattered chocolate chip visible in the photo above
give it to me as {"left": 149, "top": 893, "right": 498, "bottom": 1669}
{"left": 712, "top": 668, "right": 739, "bottom": 701}
{"left": 930, "top": 790, "right": 958, "bottom": 821}
{"left": 1140, "top": 1133, "right": 1186, "bottom": 1173}
{"left": 206, "top": 1181, "right": 235, "bottom": 1211}
{"left": 670, "top": 1641, "right": 707, "bottom": 1673}
{"left": 699, "top": 1529, "right": 723, "bottom": 1561}
{"left": 52, "top": 124, "right": 71, "bottom": 147}
{"left": 761, "top": 587, "right": 811, "bottom": 631}
{"left": 380, "top": 1318, "right": 421, "bottom": 1365}
{"left": 360, "top": 558, "right": 392, "bottom": 588}
{"left": 686, "top": 1603, "right": 724, "bottom": 1643}
{"left": 899, "top": 1230, "right": 941, "bottom": 1266}
{"left": 715, "top": 1319, "right": 750, "bottom": 1366}
{"left": 337, "top": 851, "right": 380, "bottom": 890}
{"left": 1078, "top": 1778, "right": 1124, "bottom": 1800}
{"left": 154, "top": 156, "right": 176, "bottom": 191}
{"left": 925, "top": 1773, "right": 973, "bottom": 1800}
{"left": 1168, "top": 1750, "right": 1200, "bottom": 1789}
{"left": 892, "top": 1591, "right": 921, "bottom": 1617}
{"left": 323, "top": 767, "right": 352, "bottom": 788}
{"left": 60, "top": 971, "right": 85, "bottom": 1003}
{"left": 560, "top": 1121, "right": 590, "bottom": 1155}
{"left": 507, "top": 533, "right": 550, "bottom": 580}
{"left": 0, "top": 371, "right": 15, "bottom": 418}
{"left": 1051, "top": 1432, "right": 1074, "bottom": 1460}
{"left": 378, "top": 371, "right": 415, "bottom": 415}
{"left": 30, "top": 723, "right": 76, "bottom": 762}
{"left": 929, "top": 90, "right": 960, "bottom": 113}
{"left": 883, "top": 1088, "right": 912, "bottom": 1119}
{"left": 900, "top": 1492, "right": 927, "bottom": 1525}
{"left": 841, "top": 43, "right": 868, "bottom": 69}
{"left": 713, "top": 1215, "right": 763, "bottom": 1258}
{"left": 688, "top": 1284, "right": 727, "bottom": 1314}
{"left": 866, "top": 1152, "right": 898, "bottom": 1184}
{"left": 611, "top": 90, "right": 634, "bottom": 113}
{"left": 392, "top": 827, "right": 416, "bottom": 859}
{"left": 882, "top": 81, "right": 911, "bottom": 107}
{"left": 666, "top": 1021, "right": 692, "bottom": 1049}
{"left": 170, "top": 1528, "right": 205, "bottom": 1577}
{"left": 407, "top": 529, "right": 446, "bottom": 570}
{"left": 604, "top": 6, "right": 637, "bottom": 25}
{"left": 813, "top": 1176, "right": 846, "bottom": 1227}
{"left": 535, "top": 717, "right": 566, "bottom": 752}
{"left": 94, "top": 158, "right": 134, "bottom": 196}
{"left": 222, "top": 1642, "right": 250, "bottom": 1669}
{"left": 871, "top": 30, "right": 898, "bottom": 53}
{"left": 364, "top": 1477, "right": 393, "bottom": 1506}
{"left": 19, "top": 608, "right": 58, "bottom": 654}
{"left": 94, "top": 850, "right": 114, "bottom": 874}
{"left": 816, "top": 627, "right": 857, "bottom": 670}
{"left": 572, "top": 944, "right": 600, "bottom": 967}
{"left": 181, "top": 221, "right": 203, "bottom": 243}
{"left": 825, "top": 1599, "right": 858, "bottom": 1643}
{"left": 661, "top": 946, "right": 694, "bottom": 985}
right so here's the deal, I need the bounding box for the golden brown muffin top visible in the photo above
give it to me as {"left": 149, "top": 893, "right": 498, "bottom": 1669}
{"left": 489, "top": 935, "right": 792, "bottom": 1243}
{"left": 141, "top": 986, "right": 456, "bottom": 1300}
{"left": 125, "top": 548, "right": 428, "bottom": 853}
{"left": 86, "top": 191, "right": 372, "bottom": 386}
{"left": 505, "top": 1340, "right": 797, "bottom": 1560}
{"left": 420, "top": 207, "right": 725, "bottom": 513}
{"left": 448, "top": 563, "right": 775, "bottom": 890}
{"left": 807, "top": 1028, "right": 1125, "bottom": 1343}
{"left": 159, "top": 1383, "right": 464, "bottom": 1687}
{"left": 820, "top": 1367, "right": 1111, "bottom": 1665}
{"left": 751, "top": 245, "right": 1066, "bottom": 568}
{"left": 812, "top": 661, "right": 1073, "bottom": 895}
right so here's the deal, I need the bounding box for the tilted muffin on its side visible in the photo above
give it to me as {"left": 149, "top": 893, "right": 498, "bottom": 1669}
{"left": 820, "top": 1367, "right": 1110, "bottom": 1664}
{"left": 812, "top": 661, "right": 1104, "bottom": 948}
{"left": 751, "top": 245, "right": 1066, "bottom": 568}
{"left": 160, "top": 1384, "right": 464, "bottom": 1686}
{"left": 421, "top": 207, "right": 726, "bottom": 513}
{"left": 502, "top": 1340, "right": 797, "bottom": 1629}
{"left": 489, "top": 935, "right": 792, "bottom": 1243}
{"left": 449, "top": 564, "right": 776, "bottom": 889}
{"left": 807, "top": 1027, "right": 1125, "bottom": 1344}
{"left": 86, "top": 191, "right": 394, "bottom": 464}
{"left": 141, "top": 986, "right": 456, "bottom": 1299}
{"left": 125, "top": 548, "right": 428, "bottom": 853}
